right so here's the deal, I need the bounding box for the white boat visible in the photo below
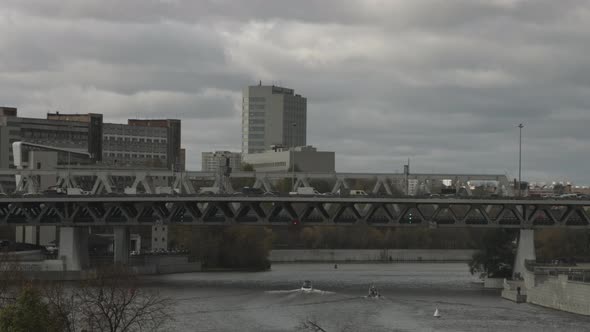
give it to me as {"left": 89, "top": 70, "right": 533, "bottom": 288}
{"left": 433, "top": 308, "right": 441, "bottom": 318}
{"left": 301, "top": 280, "right": 313, "bottom": 292}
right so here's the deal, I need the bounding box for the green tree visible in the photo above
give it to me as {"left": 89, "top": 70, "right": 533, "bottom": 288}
{"left": 536, "top": 229, "right": 590, "bottom": 260}
{"left": 0, "top": 287, "right": 64, "bottom": 332}
{"left": 300, "top": 227, "right": 323, "bottom": 249}
{"left": 241, "top": 163, "right": 254, "bottom": 171}
{"left": 468, "top": 229, "right": 516, "bottom": 278}
{"left": 221, "top": 226, "right": 274, "bottom": 270}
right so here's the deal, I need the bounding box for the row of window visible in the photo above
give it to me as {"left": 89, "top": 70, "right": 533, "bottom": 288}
{"left": 252, "top": 161, "right": 287, "bottom": 168}
{"left": 244, "top": 97, "right": 266, "bottom": 102}
{"left": 103, "top": 152, "right": 166, "bottom": 159}
{"left": 104, "top": 136, "right": 167, "bottom": 143}
{"left": 21, "top": 130, "right": 86, "bottom": 140}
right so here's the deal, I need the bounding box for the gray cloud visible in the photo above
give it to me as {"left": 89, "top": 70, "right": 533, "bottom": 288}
{"left": 1, "top": 1, "right": 589, "bottom": 183}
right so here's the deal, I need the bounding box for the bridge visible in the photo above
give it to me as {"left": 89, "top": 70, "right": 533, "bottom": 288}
{"left": 2, "top": 195, "right": 587, "bottom": 274}
{"left": 2, "top": 194, "right": 587, "bottom": 274}
{"left": 0, "top": 168, "right": 570, "bottom": 276}
{"left": 0, "top": 169, "right": 512, "bottom": 196}
{"left": 1, "top": 196, "right": 589, "bottom": 228}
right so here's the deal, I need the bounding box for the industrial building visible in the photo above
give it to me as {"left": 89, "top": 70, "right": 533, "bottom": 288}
{"left": 201, "top": 151, "right": 242, "bottom": 172}
{"left": 0, "top": 108, "right": 183, "bottom": 170}
{"left": 242, "top": 145, "right": 335, "bottom": 172}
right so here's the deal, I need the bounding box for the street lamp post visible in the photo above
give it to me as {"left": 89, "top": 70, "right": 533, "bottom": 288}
{"left": 291, "top": 122, "right": 297, "bottom": 190}
{"left": 518, "top": 123, "right": 524, "bottom": 197}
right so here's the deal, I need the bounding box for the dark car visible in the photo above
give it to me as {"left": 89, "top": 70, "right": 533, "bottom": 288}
{"left": 240, "top": 187, "right": 264, "bottom": 195}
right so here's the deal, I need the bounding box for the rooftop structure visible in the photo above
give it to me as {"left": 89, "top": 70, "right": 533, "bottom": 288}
{"left": 242, "top": 145, "right": 335, "bottom": 173}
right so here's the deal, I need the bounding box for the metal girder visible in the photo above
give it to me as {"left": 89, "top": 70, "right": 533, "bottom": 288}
{"left": 0, "top": 196, "right": 589, "bottom": 228}
{"left": 0, "top": 169, "right": 510, "bottom": 197}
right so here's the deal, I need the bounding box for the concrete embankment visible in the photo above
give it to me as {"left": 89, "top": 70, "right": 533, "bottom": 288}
{"left": 502, "top": 268, "right": 590, "bottom": 316}
{"left": 269, "top": 249, "right": 477, "bottom": 263}
{"left": 525, "top": 272, "right": 590, "bottom": 316}
{"left": 12, "top": 254, "right": 201, "bottom": 280}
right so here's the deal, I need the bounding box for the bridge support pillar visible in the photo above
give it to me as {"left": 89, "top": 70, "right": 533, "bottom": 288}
{"left": 513, "top": 229, "right": 536, "bottom": 279}
{"left": 58, "top": 227, "right": 89, "bottom": 271}
{"left": 114, "top": 226, "right": 130, "bottom": 265}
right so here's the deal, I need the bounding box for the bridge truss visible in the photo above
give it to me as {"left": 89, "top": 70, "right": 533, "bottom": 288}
{"left": 1, "top": 196, "right": 588, "bottom": 228}
{"left": 0, "top": 169, "right": 512, "bottom": 196}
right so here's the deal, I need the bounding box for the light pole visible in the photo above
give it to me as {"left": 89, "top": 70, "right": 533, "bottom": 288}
{"left": 291, "top": 122, "right": 297, "bottom": 190}
{"left": 518, "top": 123, "right": 524, "bottom": 197}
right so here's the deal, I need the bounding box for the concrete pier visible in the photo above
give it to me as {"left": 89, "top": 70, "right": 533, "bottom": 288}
{"left": 513, "top": 229, "right": 536, "bottom": 278}
{"left": 114, "top": 226, "right": 130, "bottom": 265}
{"left": 58, "top": 227, "right": 89, "bottom": 271}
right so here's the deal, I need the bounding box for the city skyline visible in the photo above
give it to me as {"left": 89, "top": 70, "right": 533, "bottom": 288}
{"left": 1, "top": 1, "right": 590, "bottom": 183}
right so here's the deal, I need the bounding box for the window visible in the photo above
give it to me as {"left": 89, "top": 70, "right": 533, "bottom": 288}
{"left": 250, "top": 97, "right": 266, "bottom": 102}
{"left": 154, "top": 238, "right": 158, "bottom": 242}
{"left": 249, "top": 111, "right": 265, "bottom": 118}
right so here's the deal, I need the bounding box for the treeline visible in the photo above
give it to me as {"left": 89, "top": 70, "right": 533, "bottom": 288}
{"left": 169, "top": 225, "right": 274, "bottom": 270}
{"left": 167, "top": 226, "right": 590, "bottom": 270}
{"left": 273, "top": 226, "right": 487, "bottom": 250}
{"left": 536, "top": 229, "right": 590, "bottom": 260}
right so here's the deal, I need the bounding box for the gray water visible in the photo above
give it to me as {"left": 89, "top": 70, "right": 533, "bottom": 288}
{"left": 142, "top": 263, "right": 590, "bottom": 331}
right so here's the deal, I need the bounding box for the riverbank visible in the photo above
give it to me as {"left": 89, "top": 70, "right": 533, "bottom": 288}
{"left": 269, "top": 249, "right": 476, "bottom": 263}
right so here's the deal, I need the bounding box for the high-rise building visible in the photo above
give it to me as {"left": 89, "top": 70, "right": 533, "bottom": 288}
{"left": 242, "top": 84, "right": 307, "bottom": 155}
{"left": 201, "top": 151, "right": 242, "bottom": 172}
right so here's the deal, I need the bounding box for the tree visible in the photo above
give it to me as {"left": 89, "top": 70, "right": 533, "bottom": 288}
{"left": 220, "top": 226, "right": 274, "bottom": 270}
{"left": 0, "top": 251, "right": 24, "bottom": 306}
{"left": 468, "top": 229, "right": 516, "bottom": 278}
{"left": 241, "top": 163, "right": 254, "bottom": 171}
{"left": 300, "top": 227, "right": 323, "bottom": 249}
{"left": 0, "top": 286, "right": 64, "bottom": 332}
{"left": 536, "top": 229, "right": 590, "bottom": 260}
{"left": 75, "top": 266, "right": 173, "bottom": 332}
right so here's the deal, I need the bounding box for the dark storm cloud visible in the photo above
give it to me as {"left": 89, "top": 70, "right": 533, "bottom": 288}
{"left": 1, "top": 1, "right": 589, "bottom": 183}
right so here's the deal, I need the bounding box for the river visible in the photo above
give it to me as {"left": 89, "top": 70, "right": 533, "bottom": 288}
{"left": 142, "top": 263, "right": 590, "bottom": 331}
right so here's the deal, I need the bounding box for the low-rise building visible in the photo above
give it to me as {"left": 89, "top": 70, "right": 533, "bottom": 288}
{"left": 242, "top": 145, "right": 335, "bottom": 173}
{"left": 0, "top": 108, "right": 183, "bottom": 171}
{"left": 202, "top": 151, "right": 242, "bottom": 172}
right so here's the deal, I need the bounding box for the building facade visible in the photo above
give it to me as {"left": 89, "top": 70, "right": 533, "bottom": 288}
{"left": 242, "top": 146, "right": 334, "bottom": 173}
{"left": 0, "top": 108, "right": 183, "bottom": 170}
{"left": 201, "top": 151, "right": 242, "bottom": 172}
{"left": 242, "top": 84, "right": 307, "bottom": 154}
{"left": 1, "top": 109, "right": 102, "bottom": 169}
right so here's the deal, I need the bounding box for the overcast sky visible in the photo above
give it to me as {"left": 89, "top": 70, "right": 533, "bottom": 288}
{"left": 1, "top": 0, "right": 589, "bottom": 183}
